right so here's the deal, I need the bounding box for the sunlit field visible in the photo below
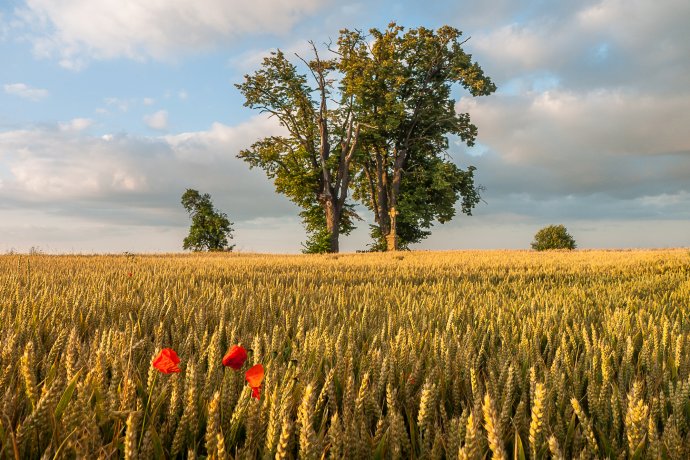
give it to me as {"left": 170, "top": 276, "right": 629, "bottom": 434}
{"left": 1, "top": 250, "right": 689, "bottom": 459}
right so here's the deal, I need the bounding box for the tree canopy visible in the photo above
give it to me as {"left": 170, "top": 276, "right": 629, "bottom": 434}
{"left": 181, "top": 189, "right": 235, "bottom": 252}
{"left": 236, "top": 44, "right": 361, "bottom": 253}
{"left": 531, "top": 225, "right": 577, "bottom": 251}
{"left": 237, "top": 23, "right": 495, "bottom": 252}
{"left": 340, "top": 24, "right": 495, "bottom": 250}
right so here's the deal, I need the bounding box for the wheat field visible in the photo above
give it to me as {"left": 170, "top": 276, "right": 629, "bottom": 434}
{"left": 1, "top": 250, "right": 689, "bottom": 459}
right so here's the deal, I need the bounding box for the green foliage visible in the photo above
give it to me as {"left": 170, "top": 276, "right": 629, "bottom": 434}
{"left": 368, "top": 160, "right": 483, "bottom": 251}
{"left": 237, "top": 23, "right": 495, "bottom": 252}
{"left": 181, "top": 189, "right": 235, "bottom": 251}
{"left": 340, "top": 23, "right": 495, "bottom": 249}
{"left": 531, "top": 224, "right": 577, "bottom": 251}
{"left": 300, "top": 204, "right": 360, "bottom": 254}
{"left": 236, "top": 47, "right": 360, "bottom": 253}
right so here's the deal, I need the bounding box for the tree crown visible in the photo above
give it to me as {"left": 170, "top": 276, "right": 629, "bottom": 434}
{"left": 531, "top": 225, "right": 577, "bottom": 251}
{"left": 181, "top": 189, "right": 235, "bottom": 252}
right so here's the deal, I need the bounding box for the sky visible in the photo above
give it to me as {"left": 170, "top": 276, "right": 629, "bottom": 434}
{"left": 1, "top": 0, "right": 689, "bottom": 253}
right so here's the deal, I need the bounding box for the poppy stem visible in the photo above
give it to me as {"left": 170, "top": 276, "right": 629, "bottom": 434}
{"left": 138, "top": 371, "right": 157, "bottom": 451}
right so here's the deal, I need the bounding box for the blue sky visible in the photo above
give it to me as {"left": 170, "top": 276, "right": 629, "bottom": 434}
{"left": 1, "top": 0, "right": 689, "bottom": 253}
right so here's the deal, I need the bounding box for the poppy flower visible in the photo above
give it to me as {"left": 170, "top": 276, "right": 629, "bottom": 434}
{"left": 128, "top": 272, "right": 133, "bottom": 277}
{"left": 222, "top": 345, "right": 248, "bottom": 370}
{"left": 152, "top": 348, "right": 181, "bottom": 374}
{"left": 245, "top": 363, "right": 264, "bottom": 399}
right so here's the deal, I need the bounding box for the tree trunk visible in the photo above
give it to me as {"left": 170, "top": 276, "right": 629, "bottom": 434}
{"left": 325, "top": 198, "right": 340, "bottom": 253}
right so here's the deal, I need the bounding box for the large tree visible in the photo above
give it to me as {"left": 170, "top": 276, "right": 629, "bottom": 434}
{"left": 339, "top": 24, "right": 495, "bottom": 250}
{"left": 181, "top": 189, "right": 235, "bottom": 251}
{"left": 236, "top": 44, "right": 361, "bottom": 253}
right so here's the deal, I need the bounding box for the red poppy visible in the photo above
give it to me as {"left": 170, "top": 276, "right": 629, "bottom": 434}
{"left": 152, "top": 348, "right": 181, "bottom": 374}
{"left": 245, "top": 363, "right": 264, "bottom": 399}
{"left": 222, "top": 345, "right": 248, "bottom": 370}
{"left": 128, "top": 272, "right": 132, "bottom": 277}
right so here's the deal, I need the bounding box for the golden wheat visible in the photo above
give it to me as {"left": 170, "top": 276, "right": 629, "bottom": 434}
{"left": 0, "top": 249, "right": 688, "bottom": 458}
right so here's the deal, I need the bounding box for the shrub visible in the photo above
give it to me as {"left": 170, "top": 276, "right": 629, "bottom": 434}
{"left": 531, "top": 224, "right": 576, "bottom": 251}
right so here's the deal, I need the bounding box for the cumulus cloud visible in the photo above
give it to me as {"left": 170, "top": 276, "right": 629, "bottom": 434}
{"left": 471, "top": 0, "right": 690, "bottom": 91}
{"left": 0, "top": 114, "right": 311, "bottom": 251}
{"left": 144, "top": 110, "right": 169, "bottom": 131}
{"left": 4, "top": 83, "right": 49, "bottom": 101}
{"left": 455, "top": 88, "right": 690, "bottom": 202}
{"left": 451, "top": 0, "right": 690, "bottom": 219}
{"left": 0, "top": 115, "right": 293, "bottom": 221}
{"left": 1, "top": 128, "right": 148, "bottom": 199}
{"left": 460, "top": 87, "right": 690, "bottom": 158}
{"left": 18, "top": 0, "right": 327, "bottom": 68}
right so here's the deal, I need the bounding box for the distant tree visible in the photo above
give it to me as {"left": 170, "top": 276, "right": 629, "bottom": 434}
{"left": 181, "top": 189, "right": 235, "bottom": 251}
{"left": 531, "top": 225, "right": 576, "bottom": 251}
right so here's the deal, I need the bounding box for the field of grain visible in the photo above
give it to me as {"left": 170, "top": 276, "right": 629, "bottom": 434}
{"left": 1, "top": 250, "right": 689, "bottom": 459}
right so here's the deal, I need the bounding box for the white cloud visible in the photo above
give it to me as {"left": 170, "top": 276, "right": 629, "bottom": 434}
{"left": 473, "top": 23, "right": 554, "bottom": 74}
{"left": 471, "top": 0, "right": 690, "bottom": 91}
{"left": 578, "top": 0, "right": 690, "bottom": 51}
{"left": 458, "top": 90, "right": 690, "bottom": 160}
{"left": 59, "top": 117, "right": 92, "bottom": 132}
{"left": 1, "top": 129, "right": 148, "bottom": 199}
{"left": 143, "top": 97, "right": 155, "bottom": 106}
{"left": 456, "top": 87, "right": 690, "bottom": 200}
{"left": 165, "top": 116, "right": 285, "bottom": 162}
{"left": 144, "top": 110, "right": 169, "bottom": 131}
{"left": 0, "top": 115, "right": 290, "bottom": 217}
{"left": 449, "top": 0, "right": 690, "bottom": 217}
{"left": 3, "top": 83, "right": 49, "bottom": 101}
{"left": 18, "top": 0, "right": 327, "bottom": 68}
{"left": 460, "top": 88, "right": 690, "bottom": 162}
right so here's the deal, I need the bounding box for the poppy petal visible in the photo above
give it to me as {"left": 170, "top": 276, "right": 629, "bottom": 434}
{"left": 222, "top": 345, "right": 248, "bottom": 370}
{"left": 153, "top": 348, "right": 181, "bottom": 374}
{"left": 245, "top": 363, "right": 264, "bottom": 387}
{"left": 162, "top": 348, "right": 181, "bottom": 364}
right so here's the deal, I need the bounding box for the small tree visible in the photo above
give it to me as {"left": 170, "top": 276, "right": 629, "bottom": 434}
{"left": 181, "top": 189, "right": 235, "bottom": 251}
{"left": 531, "top": 225, "right": 576, "bottom": 251}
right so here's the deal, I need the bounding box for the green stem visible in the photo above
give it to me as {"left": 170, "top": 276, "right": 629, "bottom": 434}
{"left": 138, "top": 371, "right": 157, "bottom": 451}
